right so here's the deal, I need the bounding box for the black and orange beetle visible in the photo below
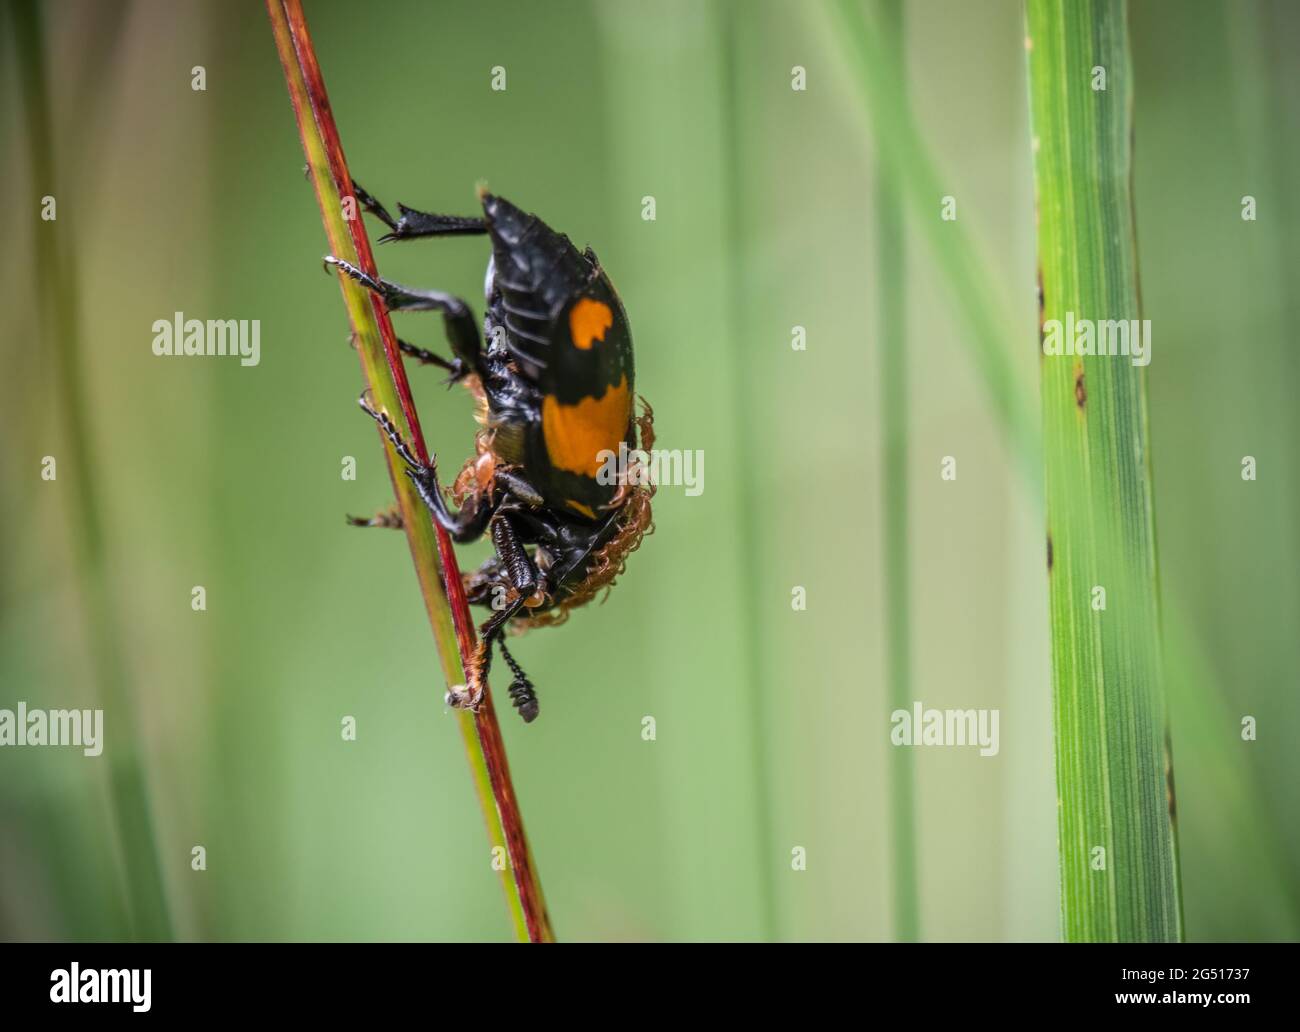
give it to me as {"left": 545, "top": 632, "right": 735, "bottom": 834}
{"left": 330, "top": 184, "right": 655, "bottom": 722}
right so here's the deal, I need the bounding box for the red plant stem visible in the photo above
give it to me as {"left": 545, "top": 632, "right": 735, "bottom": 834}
{"left": 269, "top": 0, "right": 552, "bottom": 942}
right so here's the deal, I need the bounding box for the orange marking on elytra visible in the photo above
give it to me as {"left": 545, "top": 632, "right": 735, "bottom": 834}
{"left": 542, "top": 375, "right": 631, "bottom": 478}
{"left": 569, "top": 298, "right": 613, "bottom": 350}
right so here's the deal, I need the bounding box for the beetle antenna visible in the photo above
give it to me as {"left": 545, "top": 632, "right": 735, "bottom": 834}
{"left": 466, "top": 513, "right": 618, "bottom": 722}
{"left": 497, "top": 634, "right": 539, "bottom": 723}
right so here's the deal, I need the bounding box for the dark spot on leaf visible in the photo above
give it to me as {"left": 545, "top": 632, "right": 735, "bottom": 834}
{"left": 1047, "top": 533, "right": 1053, "bottom": 571}
{"left": 1165, "top": 735, "right": 1178, "bottom": 825}
{"left": 1075, "top": 370, "right": 1086, "bottom": 408}
{"left": 1036, "top": 268, "right": 1046, "bottom": 359}
{"left": 1166, "top": 762, "right": 1178, "bottom": 823}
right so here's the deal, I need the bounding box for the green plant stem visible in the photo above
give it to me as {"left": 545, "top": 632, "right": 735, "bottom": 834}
{"left": 1026, "top": 0, "right": 1182, "bottom": 941}
{"left": 266, "top": 0, "right": 552, "bottom": 943}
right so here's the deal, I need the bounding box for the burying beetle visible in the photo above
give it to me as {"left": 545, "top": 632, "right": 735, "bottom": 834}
{"left": 331, "top": 183, "right": 655, "bottom": 722}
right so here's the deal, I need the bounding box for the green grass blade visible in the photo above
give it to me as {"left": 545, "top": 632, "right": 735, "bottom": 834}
{"left": 1026, "top": 0, "right": 1183, "bottom": 941}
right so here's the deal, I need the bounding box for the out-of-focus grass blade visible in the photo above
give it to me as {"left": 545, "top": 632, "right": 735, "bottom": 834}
{"left": 10, "top": 0, "right": 173, "bottom": 942}
{"left": 719, "top": 0, "right": 778, "bottom": 942}
{"left": 873, "top": 0, "right": 919, "bottom": 945}
{"left": 826, "top": 0, "right": 1042, "bottom": 494}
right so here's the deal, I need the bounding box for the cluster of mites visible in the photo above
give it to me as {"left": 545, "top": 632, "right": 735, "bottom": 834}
{"left": 452, "top": 398, "right": 658, "bottom": 632}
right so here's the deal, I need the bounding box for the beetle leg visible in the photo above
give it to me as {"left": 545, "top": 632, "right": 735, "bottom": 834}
{"left": 490, "top": 514, "right": 541, "bottom": 599}
{"left": 455, "top": 621, "right": 540, "bottom": 723}
{"left": 464, "top": 518, "right": 547, "bottom": 640}
{"left": 356, "top": 392, "right": 421, "bottom": 467}
{"left": 326, "top": 257, "right": 483, "bottom": 375}
{"left": 395, "top": 338, "right": 467, "bottom": 387}
{"left": 463, "top": 555, "right": 508, "bottom": 608}
{"left": 350, "top": 181, "right": 486, "bottom": 243}
{"left": 513, "top": 507, "right": 622, "bottom": 596}
{"left": 346, "top": 504, "right": 403, "bottom": 530}
{"left": 412, "top": 472, "right": 494, "bottom": 544}
{"left": 492, "top": 468, "right": 545, "bottom": 508}
{"left": 356, "top": 392, "right": 496, "bottom": 543}
{"left": 475, "top": 610, "right": 513, "bottom": 654}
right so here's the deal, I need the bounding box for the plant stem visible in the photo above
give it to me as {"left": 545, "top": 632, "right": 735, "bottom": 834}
{"left": 1026, "top": 0, "right": 1182, "bottom": 941}
{"left": 874, "top": 0, "right": 920, "bottom": 945}
{"left": 266, "top": 0, "right": 553, "bottom": 943}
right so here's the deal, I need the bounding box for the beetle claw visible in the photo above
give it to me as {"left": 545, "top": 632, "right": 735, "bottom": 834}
{"left": 445, "top": 683, "right": 483, "bottom": 712}
{"left": 325, "top": 255, "right": 385, "bottom": 296}
{"left": 448, "top": 641, "right": 490, "bottom": 712}
{"left": 440, "top": 361, "right": 469, "bottom": 389}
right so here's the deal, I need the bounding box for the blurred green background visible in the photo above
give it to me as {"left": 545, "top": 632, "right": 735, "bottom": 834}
{"left": 0, "top": 0, "right": 1296, "bottom": 942}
